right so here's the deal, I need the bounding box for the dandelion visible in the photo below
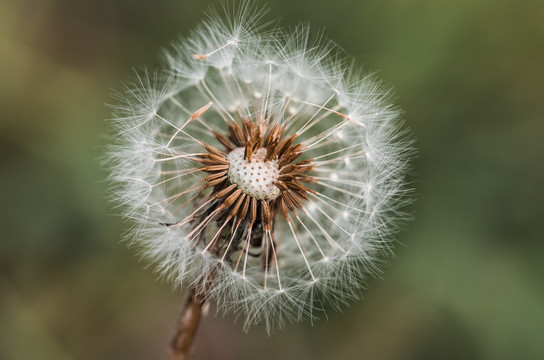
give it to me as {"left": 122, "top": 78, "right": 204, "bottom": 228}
{"left": 107, "top": 2, "right": 412, "bottom": 358}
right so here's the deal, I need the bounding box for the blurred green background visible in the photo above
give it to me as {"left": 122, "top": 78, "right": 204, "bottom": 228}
{"left": 1, "top": 0, "right": 543, "bottom": 359}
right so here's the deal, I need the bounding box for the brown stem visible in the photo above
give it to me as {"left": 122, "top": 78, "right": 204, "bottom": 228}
{"left": 168, "top": 287, "right": 206, "bottom": 360}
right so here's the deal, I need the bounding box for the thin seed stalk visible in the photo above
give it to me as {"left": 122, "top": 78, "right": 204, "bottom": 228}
{"left": 168, "top": 287, "right": 206, "bottom": 360}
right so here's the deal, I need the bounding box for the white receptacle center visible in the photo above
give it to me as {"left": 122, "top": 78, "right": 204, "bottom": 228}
{"left": 226, "top": 147, "right": 280, "bottom": 200}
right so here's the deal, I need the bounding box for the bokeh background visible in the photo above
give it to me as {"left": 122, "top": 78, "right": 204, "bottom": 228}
{"left": 1, "top": 0, "right": 543, "bottom": 359}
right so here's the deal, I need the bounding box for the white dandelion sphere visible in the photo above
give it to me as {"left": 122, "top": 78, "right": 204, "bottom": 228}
{"left": 108, "top": 3, "right": 413, "bottom": 331}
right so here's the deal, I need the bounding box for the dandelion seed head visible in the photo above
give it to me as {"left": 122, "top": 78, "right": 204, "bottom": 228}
{"left": 106, "top": 1, "right": 413, "bottom": 332}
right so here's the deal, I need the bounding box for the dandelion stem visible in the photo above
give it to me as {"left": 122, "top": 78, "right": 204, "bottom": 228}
{"left": 168, "top": 287, "right": 206, "bottom": 360}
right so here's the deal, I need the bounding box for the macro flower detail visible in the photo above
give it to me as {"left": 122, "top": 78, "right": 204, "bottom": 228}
{"left": 107, "top": 2, "right": 412, "bottom": 334}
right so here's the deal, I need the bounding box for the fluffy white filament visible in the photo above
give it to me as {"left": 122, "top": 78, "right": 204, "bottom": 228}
{"left": 107, "top": 1, "right": 413, "bottom": 332}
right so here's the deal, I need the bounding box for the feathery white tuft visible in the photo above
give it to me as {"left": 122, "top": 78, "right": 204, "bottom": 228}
{"left": 106, "top": 1, "right": 413, "bottom": 332}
